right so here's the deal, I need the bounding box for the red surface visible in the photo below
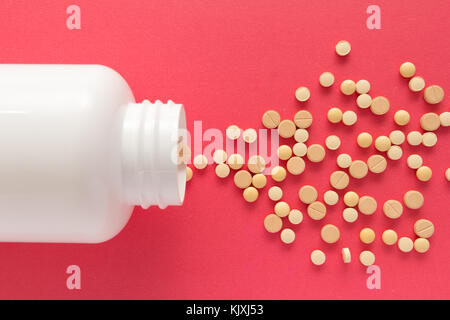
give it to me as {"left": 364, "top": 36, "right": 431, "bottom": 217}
{"left": 0, "top": 0, "right": 449, "bottom": 299}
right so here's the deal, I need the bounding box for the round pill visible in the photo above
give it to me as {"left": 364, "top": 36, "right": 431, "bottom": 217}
{"left": 370, "top": 96, "right": 390, "bottom": 115}
{"left": 375, "top": 136, "right": 391, "bottom": 152}
{"left": 342, "top": 110, "right": 357, "bottom": 126}
{"left": 358, "top": 196, "right": 377, "bottom": 215}
{"left": 414, "top": 238, "right": 430, "bottom": 253}
{"left": 226, "top": 125, "right": 241, "bottom": 140}
{"left": 337, "top": 153, "right": 352, "bottom": 169}
{"left": 360, "top": 228, "right": 375, "bottom": 244}
{"left": 382, "top": 229, "right": 398, "bottom": 245}
{"left": 311, "top": 249, "right": 326, "bottom": 266}
{"left": 247, "top": 155, "right": 266, "bottom": 174}
{"left": 324, "top": 190, "right": 339, "bottom": 206}
{"left": 389, "top": 130, "right": 405, "bottom": 145}
{"left": 407, "top": 131, "right": 423, "bottom": 146}
{"left": 307, "top": 201, "right": 327, "bottom": 220}
{"left": 262, "top": 110, "right": 281, "bottom": 129}
{"left": 409, "top": 76, "right": 425, "bottom": 92}
{"left": 288, "top": 209, "right": 303, "bottom": 225}
{"left": 342, "top": 208, "right": 358, "bottom": 223}
{"left": 424, "top": 85, "right": 444, "bottom": 104}
{"left": 252, "top": 173, "right": 267, "bottom": 189}
{"left": 243, "top": 187, "right": 258, "bottom": 202}
{"left": 422, "top": 132, "right": 437, "bottom": 147}
{"left": 268, "top": 186, "right": 283, "bottom": 201}
{"left": 243, "top": 128, "right": 257, "bottom": 143}
{"left": 319, "top": 72, "right": 335, "bottom": 87}
{"left": 446, "top": 168, "right": 450, "bottom": 181}
{"left": 398, "top": 237, "right": 414, "bottom": 253}
{"left": 307, "top": 144, "right": 326, "bottom": 162}
{"left": 356, "top": 79, "right": 371, "bottom": 94}
{"left": 340, "top": 80, "right": 356, "bottom": 95}
{"left": 367, "top": 154, "right": 387, "bottom": 173}
{"left": 330, "top": 171, "right": 350, "bottom": 190}
{"left": 387, "top": 145, "right": 403, "bottom": 160}
{"left": 328, "top": 107, "right": 343, "bottom": 123}
{"left": 280, "top": 228, "right": 296, "bottom": 244}
{"left": 357, "top": 94, "right": 372, "bottom": 109}
{"left": 394, "top": 110, "right": 410, "bottom": 126}
{"left": 440, "top": 112, "right": 450, "bottom": 126}
{"left": 287, "top": 156, "right": 306, "bottom": 175}
{"left": 343, "top": 191, "right": 359, "bottom": 207}
{"left": 414, "top": 219, "right": 434, "bottom": 238}
{"left": 294, "top": 110, "right": 313, "bottom": 129}
{"left": 294, "top": 128, "right": 309, "bottom": 143}
{"left": 264, "top": 214, "right": 282, "bottom": 233}
{"left": 383, "top": 200, "right": 403, "bottom": 219}
{"left": 234, "top": 170, "right": 252, "bottom": 189}
{"left": 325, "top": 135, "right": 341, "bottom": 150}
{"left": 299, "top": 185, "right": 318, "bottom": 204}
{"left": 193, "top": 154, "right": 208, "bottom": 169}
{"left": 321, "top": 224, "right": 340, "bottom": 244}
{"left": 360, "top": 251, "right": 375, "bottom": 266}
{"left": 275, "top": 201, "right": 290, "bottom": 217}
{"left": 271, "top": 166, "right": 287, "bottom": 182}
{"left": 342, "top": 248, "right": 351, "bottom": 263}
{"left": 295, "top": 87, "right": 310, "bottom": 102}
{"left": 335, "top": 40, "right": 351, "bottom": 56}
{"left": 420, "top": 112, "right": 441, "bottom": 131}
{"left": 293, "top": 143, "right": 307, "bottom": 157}
{"left": 407, "top": 154, "right": 423, "bottom": 169}
{"left": 357, "top": 132, "right": 373, "bottom": 148}
{"left": 278, "top": 119, "right": 297, "bottom": 138}
{"left": 349, "top": 160, "right": 369, "bottom": 179}
{"left": 213, "top": 149, "right": 228, "bottom": 164}
{"left": 186, "top": 166, "right": 193, "bottom": 182}
{"left": 403, "top": 190, "right": 424, "bottom": 209}
{"left": 278, "top": 145, "right": 293, "bottom": 160}
{"left": 215, "top": 163, "right": 230, "bottom": 178}
{"left": 416, "top": 166, "right": 432, "bottom": 182}
{"left": 227, "top": 154, "right": 244, "bottom": 170}
{"left": 399, "top": 62, "right": 416, "bottom": 78}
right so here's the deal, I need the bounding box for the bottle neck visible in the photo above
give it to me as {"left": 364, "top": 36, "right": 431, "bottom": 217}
{"left": 121, "top": 100, "right": 186, "bottom": 209}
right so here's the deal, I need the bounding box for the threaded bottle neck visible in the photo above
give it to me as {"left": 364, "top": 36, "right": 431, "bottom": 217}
{"left": 121, "top": 100, "right": 186, "bottom": 209}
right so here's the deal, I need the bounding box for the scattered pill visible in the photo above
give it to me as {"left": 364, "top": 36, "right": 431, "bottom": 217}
{"left": 422, "top": 132, "right": 437, "bottom": 147}
{"left": 294, "top": 128, "right": 309, "bottom": 143}
{"left": 311, "top": 249, "right": 326, "bottom": 266}
{"left": 349, "top": 160, "right": 369, "bottom": 179}
{"left": 358, "top": 196, "right": 377, "bottom": 215}
{"left": 226, "top": 125, "right": 241, "bottom": 140}
{"left": 252, "top": 173, "right": 267, "bottom": 189}
{"left": 264, "top": 214, "right": 283, "bottom": 233}
{"left": 342, "top": 207, "right": 358, "bottom": 223}
{"left": 243, "top": 128, "right": 257, "bottom": 143}
{"left": 375, "top": 136, "right": 391, "bottom": 152}
{"left": 186, "top": 167, "right": 193, "bottom": 181}
{"left": 287, "top": 156, "right": 306, "bottom": 175}
{"left": 294, "top": 110, "right": 313, "bottom": 129}
{"left": 389, "top": 130, "right": 405, "bottom": 145}
{"left": 342, "top": 248, "right": 351, "bottom": 263}
{"left": 357, "top": 132, "right": 373, "bottom": 148}
{"left": 357, "top": 94, "right": 372, "bottom": 109}
{"left": 307, "top": 144, "right": 326, "bottom": 162}
{"left": 383, "top": 199, "right": 403, "bottom": 219}
{"left": 423, "top": 85, "right": 444, "bottom": 104}
{"left": 321, "top": 224, "right": 340, "bottom": 244}
{"left": 299, "top": 185, "right": 318, "bottom": 204}
{"left": 394, "top": 110, "right": 410, "bottom": 126}
{"left": 319, "top": 72, "right": 335, "bottom": 87}
{"left": 193, "top": 154, "right": 208, "bottom": 169}
{"left": 213, "top": 149, "right": 228, "bottom": 164}
{"left": 330, "top": 171, "right": 350, "bottom": 190}
{"left": 288, "top": 209, "right": 303, "bottom": 225}
{"left": 215, "top": 163, "right": 231, "bottom": 178}
{"left": 409, "top": 76, "right": 425, "bottom": 92}
{"left": 247, "top": 155, "right": 266, "bottom": 174}
{"left": 268, "top": 186, "right": 283, "bottom": 201}
{"left": 360, "top": 251, "right": 375, "bottom": 266}
{"left": 324, "top": 190, "right": 339, "bottom": 206}
{"left": 414, "top": 219, "right": 434, "bottom": 238}
{"left": 440, "top": 112, "right": 450, "bottom": 126}
{"left": 356, "top": 80, "right": 371, "bottom": 94}
{"left": 367, "top": 154, "right": 387, "bottom": 173}
{"left": 414, "top": 238, "right": 430, "bottom": 253}
{"left": 344, "top": 191, "right": 359, "bottom": 207}
{"left": 403, "top": 190, "right": 424, "bottom": 209}
{"left": 262, "top": 110, "right": 281, "bottom": 129}
{"left": 234, "top": 170, "right": 252, "bottom": 189}
{"left": 416, "top": 166, "right": 432, "bottom": 182}
{"left": 407, "top": 154, "right": 423, "bottom": 169}
{"left": 293, "top": 142, "right": 308, "bottom": 157}
{"left": 420, "top": 112, "right": 441, "bottom": 131}
{"left": 337, "top": 153, "right": 353, "bottom": 169}
{"left": 243, "top": 187, "right": 259, "bottom": 202}
{"left": 399, "top": 62, "right": 416, "bottom": 78}
{"left": 382, "top": 229, "right": 398, "bottom": 246}
{"left": 327, "top": 107, "right": 343, "bottom": 123}
{"left": 307, "top": 201, "right": 327, "bottom": 220}
{"left": 370, "top": 96, "right": 390, "bottom": 115}
{"left": 325, "top": 135, "right": 341, "bottom": 150}
{"left": 335, "top": 40, "right": 351, "bottom": 56}
{"left": 387, "top": 145, "right": 403, "bottom": 160}
{"left": 278, "top": 119, "right": 297, "bottom": 138}
{"left": 342, "top": 110, "right": 357, "bottom": 126}
{"left": 407, "top": 131, "right": 423, "bottom": 146}
{"left": 295, "top": 86, "right": 311, "bottom": 102}
{"left": 360, "top": 228, "right": 376, "bottom": 244}
{"left": 278, "top": 145, "right": 293, "bottom": 160}
{"left": 227, "top": 154, "right": 244, "bottom": 170}
{"left": 446, "top": 168, "right": 450, "bottom": 181}
{"left": 280, "top": 228, "right": 296, "bottom": 244}
{"left": 275, "top": 201, "right": 290, "bottom": 217}
{"left": 271, "top": 166, "right": 287, "bottom": 182}
{"left": 398, "top": 237, "right": 414, "bottom": 253}
{"left": 340, "top": 80, "right": 356, "bottom": 95}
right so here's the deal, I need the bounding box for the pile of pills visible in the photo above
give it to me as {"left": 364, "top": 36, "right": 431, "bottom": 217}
{"left": 185, "top": 40, "right": 448, "bottom": 268}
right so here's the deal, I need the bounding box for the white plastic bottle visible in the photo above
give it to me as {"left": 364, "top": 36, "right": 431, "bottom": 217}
{"left": 0, "top": 64, "right": 186, "bottom": 243}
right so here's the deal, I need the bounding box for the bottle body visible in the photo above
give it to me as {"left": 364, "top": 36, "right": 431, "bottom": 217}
{"left": 0, "top": 64, "right": 186, "bottom": 243}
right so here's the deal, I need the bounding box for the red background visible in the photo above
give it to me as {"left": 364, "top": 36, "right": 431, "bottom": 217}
{"left": 0, "top": 0, "right": 449, "bottom": 299}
